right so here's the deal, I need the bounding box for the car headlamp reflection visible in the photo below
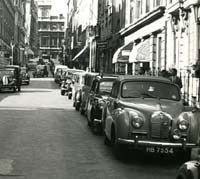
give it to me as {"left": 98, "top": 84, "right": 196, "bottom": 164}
{"left": 129, "top": 111, "right": 144, "bottom": 129}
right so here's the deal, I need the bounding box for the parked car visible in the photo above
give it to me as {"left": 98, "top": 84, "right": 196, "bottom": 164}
{"left": 32, "top": 64, "right": 48, "bottom": 78}
{"left": 54, "top": 65, "right": 68, "bottom": 83}
{"left": 176, "top": 157, "right": 200, "bottom": 179}
{"left": 103, "top": 75, "right": 200, "bottom": 160}
{"left": 60, "top": 77, "right": 73, "bottom": 99}
{"left": 86, "top": 74, "right": 118, "bottom": 134}
{"left": 72, "top": 71, "right": 87, "bottom": 110}
{"left": 59, "top": 68, "right": 84, "bottom": 86}
{"left": 0, "top": 65, "right": 22, "bottom": 92}
{"left": 79, "top": 72, "right": 99, "bottom": 115}
{"left": 20, "top": 67, "right": 30, "bottom": 85}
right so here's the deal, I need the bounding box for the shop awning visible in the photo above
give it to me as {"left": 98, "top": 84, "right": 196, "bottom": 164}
{"left": 72, "top": 46, "right": 88, "bottom": 61}
{"left": 112, "top": 42, "right": 133, "bottom": 64}
{"left": 129, "top": 39, "right": 150, "bottom": 63}
{"left": 25, "top": 48, "right": 34, "bottom": 55}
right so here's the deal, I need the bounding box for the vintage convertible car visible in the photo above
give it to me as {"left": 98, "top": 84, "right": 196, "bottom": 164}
{"left": 103, "top": 75, "right": 200, "bottom": 160}
{"left": 86, "top": 74, "right": 118, "bottom": 134}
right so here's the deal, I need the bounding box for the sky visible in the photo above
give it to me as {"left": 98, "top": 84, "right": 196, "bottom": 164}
{"left": 51, "top": 0, "right": 67, "bottom": 16}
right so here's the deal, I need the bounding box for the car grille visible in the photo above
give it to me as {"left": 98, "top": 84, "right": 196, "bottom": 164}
{"left": 151, "top": 113, "right": 171, "bottom": 139}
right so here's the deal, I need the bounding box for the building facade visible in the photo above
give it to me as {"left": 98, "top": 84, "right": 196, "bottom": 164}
{"left": 0, "top": 0, "right": 15, "bottom": 65}
{"left": 112, "top": 0, "right": 200, "bottom": 104}
{"left": 25, "top": 0, "right": 38, "bottom": 62}
{"left": 13, "top": 0, "right": 26, "bottom": 66}
{"left": 66, "top": 0, "right": 98, "bottom": 71}
{"left": 37, "top": 0, "right": 65, "bottom": 61}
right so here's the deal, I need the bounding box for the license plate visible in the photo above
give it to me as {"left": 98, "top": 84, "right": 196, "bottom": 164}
{"left": 146, "top": 147, "right": 174, "bottom": 154}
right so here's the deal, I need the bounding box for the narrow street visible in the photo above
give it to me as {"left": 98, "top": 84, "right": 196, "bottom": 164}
{"left": 0, "top": 78, "right": 179, "bottom": 179}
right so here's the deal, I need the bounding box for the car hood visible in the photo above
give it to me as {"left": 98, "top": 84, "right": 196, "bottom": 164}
{"left": 121, "top": 98, "right": 183, "bottom": 118}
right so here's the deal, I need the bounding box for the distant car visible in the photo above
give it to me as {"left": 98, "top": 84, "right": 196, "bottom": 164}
{"left": 103, "top": 75, "right": 200, "bottom": 160}
{"left": 0, "top": 65, "right": 22, "bottom": 92}
{"left": 60, "top": 77, "right": 73, "bottom": 99}
{"left": 86, "top": 74, "right": 118, "bottom": 134}
{"left": 54, "top": 65, "right": 68, "bottom": 83}
{"left": 59, "top": 68, "right": 85, "bottom": 86}
{"left": 72, "top": 71, "right": 87, "bottom": 111}
{"left": 79, "top": 72, "right": 99, "bottom": 115}
{"left": 27, "top": 61, "right": 37, "bottom": 71}
{"left": 32, "top": 65, "right": 48, "bottom": 78}
{"left": 20, "top": 67, "right": 30, "bottom": 85}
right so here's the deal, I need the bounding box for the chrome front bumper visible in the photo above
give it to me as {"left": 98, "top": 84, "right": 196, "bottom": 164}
{"left": 117, "top": 138, "right": 197, "bottom": 148}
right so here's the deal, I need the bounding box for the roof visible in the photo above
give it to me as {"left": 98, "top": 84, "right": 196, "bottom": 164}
{"left": 115, "top": 75, "right": 171, "bottom": 83}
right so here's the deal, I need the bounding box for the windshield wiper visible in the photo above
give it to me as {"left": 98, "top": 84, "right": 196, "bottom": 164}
{"left": 140, "top": 92, "right": 159, "bottom": 99}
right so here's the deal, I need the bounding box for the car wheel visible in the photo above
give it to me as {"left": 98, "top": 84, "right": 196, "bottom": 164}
{"left": 27, "top": 81, "right": 30, "bottom": 85}
{"left": 111, "top": 126, "right": 129, "bottom": 160}
{"left": 68, "top": 93, "right": 72, "bottom": 100}
{"left": 104, "top": 132, "right": 111, "bottom": 146}
{"left": 80, "top": 103, "right": 85, "bottom": 115}
{"left": 75, "top": 102, "right": 80, "bottom": 111}
{"left": 61, "top": 90, "right": 65, "bottom": 96}
{"left": 13, "top": 87, "right": 16, "bottom": 92}
{"left": 17, "top": 86, "right": 21, "bottom": 92}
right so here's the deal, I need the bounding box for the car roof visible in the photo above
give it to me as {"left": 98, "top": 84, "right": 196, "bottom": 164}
{"left": 115, "top": 75, "right": 171, "bottom": 83}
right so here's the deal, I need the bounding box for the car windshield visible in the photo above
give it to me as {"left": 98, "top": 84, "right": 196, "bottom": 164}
{"left": 121, "top": 81, "right": 180, "bottom": 101}
{"left": 0, "top": 69, "right": 14, "bottom": 77}
{"left": 99, "top": 80, "right": 114, "bottom": 95}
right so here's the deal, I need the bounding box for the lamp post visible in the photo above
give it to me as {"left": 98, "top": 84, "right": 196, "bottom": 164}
{"left": 10, "top": 39, "right": 14, "bottom": 65}
{"left": 193, "top": 5, "right": 200, "bottom": 101}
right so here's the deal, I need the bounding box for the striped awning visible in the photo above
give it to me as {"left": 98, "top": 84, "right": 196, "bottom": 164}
{"left": 112, "top": 42, "right": 133, "bottom": 64}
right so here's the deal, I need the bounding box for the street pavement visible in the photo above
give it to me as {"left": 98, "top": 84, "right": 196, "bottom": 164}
{"left": 0, "top": 77, "right": 180, "bottom": 179}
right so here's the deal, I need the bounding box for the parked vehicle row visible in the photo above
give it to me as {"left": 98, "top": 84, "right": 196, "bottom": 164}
{"left": 71, "top": 72, "right": 200, "bottom": 164}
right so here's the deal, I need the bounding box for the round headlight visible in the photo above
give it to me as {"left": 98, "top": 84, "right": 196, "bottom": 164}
{"left": 129, "top": 112, "right": 144, "bottom": 129}
{"left": 177, "top": 119, "right": 189, "bottom": 131}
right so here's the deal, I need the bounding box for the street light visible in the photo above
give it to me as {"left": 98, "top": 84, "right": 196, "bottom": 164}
{"left": 10, "top": 39, "right": 14, "bottom": 65}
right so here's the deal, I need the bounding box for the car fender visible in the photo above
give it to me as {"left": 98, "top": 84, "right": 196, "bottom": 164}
{"left": 114, "top": 107, "right": 134, "bottom": 140}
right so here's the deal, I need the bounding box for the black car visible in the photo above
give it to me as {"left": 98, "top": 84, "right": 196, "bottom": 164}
{"left": 86, "top": 74, "right": 118, "bottom": 134}
{"left": 20, "top": 67, "right": 30, "bottom": 85}
{"left": 0, "top": 65, "right": 22, "bottom": 92}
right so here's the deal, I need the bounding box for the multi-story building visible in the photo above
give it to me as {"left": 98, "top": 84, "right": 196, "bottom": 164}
{"left": 66, "top": 0, "right": 98, "bottom": 71}
{"left": 37, "top": 0, "right": 65, "bottom": 61}
{"left": 112, "top": 0, "right": 200, "bottom": 104}
{"left": 0, "top": 0, "right": 15, "bottom": 65}
{"left": 13, "top": 0, "right": 26, "bottom": 66}
{"left": 25, "top": 0, "right": 38, "bottom": 62}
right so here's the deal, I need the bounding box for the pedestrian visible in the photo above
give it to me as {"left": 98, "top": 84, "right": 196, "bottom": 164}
{"left": 160, "top": 69, "right": 170, "bottom": 78}
{"left": 138, "top": 67, "right": 145, "bottom": 75}
{"left": 169, "top": 68, "right": 183, "bottom": 88}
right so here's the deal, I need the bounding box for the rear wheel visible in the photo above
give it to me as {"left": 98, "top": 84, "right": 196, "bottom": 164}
{"left": 61, "top": 90, "right": 65, "bottom": 96}
{"left": 17, "top": 86, "right": 21, "bottom": 92}
{"left": 68, "top": 93, "right": 72, "bottom": 99}
{"left": 75, "top": 102, "right": 80, "bottom": 111}
{"left": 111, "top": 126, "right": 129, "bottom": 160}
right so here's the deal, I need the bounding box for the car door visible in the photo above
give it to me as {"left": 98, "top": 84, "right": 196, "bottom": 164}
{"left": 87, "top": 79, "right": 98, "bottom": 122}
{"left": 104, "top": 81, "right": 119, "bottom": 140}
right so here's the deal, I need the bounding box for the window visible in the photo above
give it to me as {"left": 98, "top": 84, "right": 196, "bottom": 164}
{"left": 146, "top": 0, "right": 150, "bottom": 13}
{"left": 130, "top": 0, "right": 134, "bottom": 23}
